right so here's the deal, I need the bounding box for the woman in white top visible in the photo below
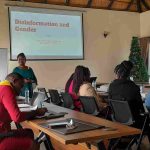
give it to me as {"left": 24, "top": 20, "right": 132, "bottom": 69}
{"left": 72, "top": 66, "right": 107, "bottom": 111}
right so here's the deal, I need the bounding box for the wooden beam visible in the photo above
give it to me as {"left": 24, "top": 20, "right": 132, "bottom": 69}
{"left": 141, "top": 0, "right": 150, "bottom": 10}
{"left": 44, "top": 0, "right": 47, "bottom": 4}
{"left": 137, "top": 0, "right": 142, "bottom": 12}
{"left": 108, "top": 0, "right": 115, "bottom": 9}
{"left": 126, "top": 0, "right": 134, "bottom": 10}
{"left": 108, "top": 0, "right": 134, "bottom": 4}
{"left": 65, "top": 0, "right": 70, "bottom": 5}
{"left": 86, "top": 0, "right": 92, "bottom": 8}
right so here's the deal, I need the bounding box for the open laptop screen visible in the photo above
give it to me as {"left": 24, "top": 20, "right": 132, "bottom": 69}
{"left": 30, "top": 92, "right": 45, "bottom": 107}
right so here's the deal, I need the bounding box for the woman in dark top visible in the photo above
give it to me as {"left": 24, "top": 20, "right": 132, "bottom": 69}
{"left": 108, "top": 60, "right": 145, "bottom": 128}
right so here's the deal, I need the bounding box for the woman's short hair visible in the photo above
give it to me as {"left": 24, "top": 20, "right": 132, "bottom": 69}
{"left": 114, "top": 60, "right": 133, "bottom": 79}
{"left": 73, "top": 65, "right": 91, "bottom": 94}
{"left": 17, "top": 53, "right": 26, "bottom": 60}
{"left": 5, "top": 72, "right": 24, "bottom": 80}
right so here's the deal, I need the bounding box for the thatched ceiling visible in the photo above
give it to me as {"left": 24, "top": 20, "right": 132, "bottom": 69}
{"left": 7, "top": 0, "right": 150, "bottom": 13}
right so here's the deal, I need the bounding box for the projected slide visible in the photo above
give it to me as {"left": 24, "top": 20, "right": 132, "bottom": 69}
{"left": 9, "top": 7, "right": 83, "bottom": 60}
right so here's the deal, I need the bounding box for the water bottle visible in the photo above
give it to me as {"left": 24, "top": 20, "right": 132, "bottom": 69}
{"left": 140, "top": 85, "right": 143, "bottom": 93}
{"left": 25, "top": 88, "right": 29, "bottom": 104}
{"left": 92, "top": 81, "right": 96, "bottom": 90}
{"left": 130, "top": 76, "right": 134, "bottom": 81}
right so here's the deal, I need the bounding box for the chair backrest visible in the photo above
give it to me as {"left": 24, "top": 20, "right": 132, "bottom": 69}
{"left": 109, "top": 99, "right": 134, "bottom": 125}
{"left": 79, "top": 96, "right": 99, "bottom": 116}
{"left": 48, "top": 89, "right": 62, "bottom": 105}
{"left": 0, "top": 132, "right": 15, "bottom": 139}
{"left": 37, "top": 87, "right": 50, "bottom": 102}
{"left": 61, "top": 92, "right": 74, "bottom": 109}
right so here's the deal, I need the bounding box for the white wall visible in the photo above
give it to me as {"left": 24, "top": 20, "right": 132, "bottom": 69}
{"left": 0, "top": 1, "right": 140, "bottom": 89}
{"left": 140, "top": 11, "right": 150, "bottom": 37}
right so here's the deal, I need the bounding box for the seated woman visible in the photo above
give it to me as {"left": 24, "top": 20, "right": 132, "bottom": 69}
{"left": 13, "top": 53, "right": 37, "bottom": 98}
{"left": 0, "top": 73, "right": 47, "bottom": 150}
{"left": 69, "top": 65, "right": 107, "bottom": 111}
{"left": 65, "top": 73, "right": 74, "bottom": 93}
{"left": 108, "top": 60, "right": 145, "bottom": 128}
{"left": 68, "top": 66, "right": 84, "bottom": 110}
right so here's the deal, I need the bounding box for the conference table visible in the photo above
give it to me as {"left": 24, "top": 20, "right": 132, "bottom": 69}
{"left": 22, "top": 102, "right": 141, "bottom": 150}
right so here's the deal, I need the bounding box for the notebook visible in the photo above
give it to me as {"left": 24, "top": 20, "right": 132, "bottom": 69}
{"left": 39, "top": 118, "right": 105, "bottom": 135}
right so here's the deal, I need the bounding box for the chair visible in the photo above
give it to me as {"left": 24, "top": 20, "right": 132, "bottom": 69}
{"left": 109, "top": 99, "right": 134, "bottom": 125}
{"left": 79, "top": 96, "right": 110, "bottom": 118}
{"left": 61, "top": 92, "right": 74, "bottom": 109}
{"left": 0, "top": 132, "right": 15, "bottom": 139}
{"left": 79, "top": 96, "right": 100, "bottom": 116}
{"left": 37, "top": 87, "right": 50, "bottom": 103}
{"left": 48, "top": 89, "right": 62, "bottom": 106}
{"left": 108, "top": 99, "right": 150, "bottom": 150}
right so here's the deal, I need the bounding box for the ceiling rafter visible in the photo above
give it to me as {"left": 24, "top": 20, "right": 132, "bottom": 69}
{"left": 126, "top": 0, "right": 134, "bottom": 10}
{"left": 44, "top": 0, "right": 47, "bottom": 4}
{"left": 64, "top": 0, "right": 70, "bottom": 6}
{"left": 7, "top": 0, "right": 150, "bottom": 13}
{"left": 137, "top": 0, "right": 142, "bottom": 13}
{"left": 108, "top": 0, "right": 115, "bottom": 9}
{"left": 141, "top": 0, "right": 150, "bottom": 10}
{"left": 108, "top": 0, "right": 135, "bottom": 4}
{"left": 86, "top": 0, "right": 93, "bottom": 8}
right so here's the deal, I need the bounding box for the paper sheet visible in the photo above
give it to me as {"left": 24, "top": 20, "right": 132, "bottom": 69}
{"left": 18, "top": 104, "right": 31, "bottom": 108}
{"left": 19, "top": 105, "right": 37, "bottom": 112}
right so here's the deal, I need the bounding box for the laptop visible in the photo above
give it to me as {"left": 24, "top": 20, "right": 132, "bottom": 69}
{"left": 18, "top": 92, "right": 46, "bottom": 112}
{"left": 90, "top": 77, "right": 97, "bottom": 84}
{"left": 30, "top": 92, "right": 46, "bottom": 107}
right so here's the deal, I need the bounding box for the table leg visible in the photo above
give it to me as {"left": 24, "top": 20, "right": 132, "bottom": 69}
{"left": 36, "top": 132, "right": 54, "bottom": 150}
{"left": 44, "top": 134, "right": 54, "bottom": 150}
{"left": 96, "top": 140, "right": 106, "bottom": 150}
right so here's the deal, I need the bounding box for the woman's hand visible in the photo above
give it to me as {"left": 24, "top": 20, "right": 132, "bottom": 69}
{"left": 24, "top": 78, "right": 32, "bottom": 83}
{"left": 36, "top": 108, "right": 48, "bottom": 116}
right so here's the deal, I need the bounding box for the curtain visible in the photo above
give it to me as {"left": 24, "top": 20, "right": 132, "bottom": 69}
{"left": 139, "top": 37, "right": 150, "bottom": 69}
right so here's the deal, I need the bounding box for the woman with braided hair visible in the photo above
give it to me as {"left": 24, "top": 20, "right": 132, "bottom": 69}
{"left": 108, "top": 60, "right": 145, "bottom": 128}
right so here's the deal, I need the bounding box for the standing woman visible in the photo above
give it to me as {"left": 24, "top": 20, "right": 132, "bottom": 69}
{"left": 13, "top": 53, "right": 37, "bottom": 98}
